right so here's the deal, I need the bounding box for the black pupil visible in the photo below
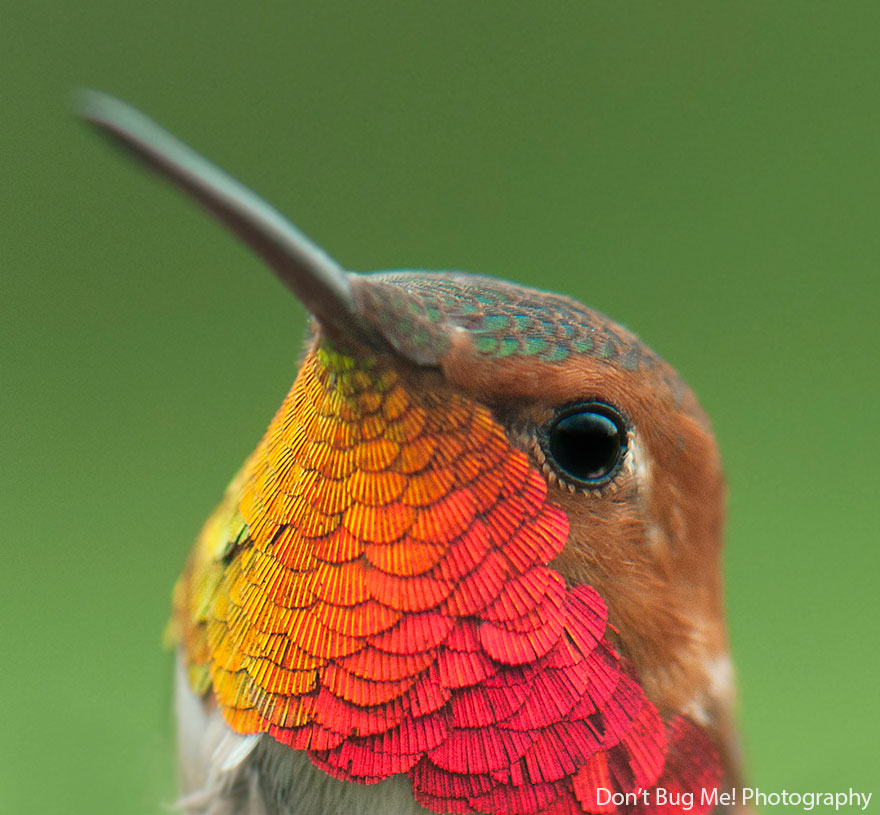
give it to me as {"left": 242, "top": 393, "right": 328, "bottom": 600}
{"left": 549, "top": 408, "right": 624, "bottom": 483}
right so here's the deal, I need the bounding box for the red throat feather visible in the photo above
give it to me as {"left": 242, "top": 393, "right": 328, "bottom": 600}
{"left": 174, "top": 345, "right": 721, "bottom": 814}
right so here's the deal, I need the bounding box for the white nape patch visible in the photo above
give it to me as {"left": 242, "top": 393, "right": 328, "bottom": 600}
{"left": 683, "top": 652, "right": 735, "bottom": 727}
{"left": 174, "top": 655, "right": 430, "bottom": 815}
{"left": 706, "top": 652, "right": 735, "bottom": 703}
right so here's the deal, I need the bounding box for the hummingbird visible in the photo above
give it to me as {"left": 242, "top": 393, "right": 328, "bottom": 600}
{"left": 80, "top": 92, "right": 744, "bottom": 815}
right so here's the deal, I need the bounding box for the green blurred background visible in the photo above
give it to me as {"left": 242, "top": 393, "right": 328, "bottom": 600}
{"left": 2, "top": 3, "right": 878, "bottom": 813}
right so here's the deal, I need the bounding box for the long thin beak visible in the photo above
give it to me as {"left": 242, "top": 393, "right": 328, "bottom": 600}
{"left": 76, "top": 90, "right": 369, "bottom": 345}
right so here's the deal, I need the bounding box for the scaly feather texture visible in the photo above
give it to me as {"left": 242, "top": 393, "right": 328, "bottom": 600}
{"left": 170, "top": 344, "right": 721, "bottom": 815}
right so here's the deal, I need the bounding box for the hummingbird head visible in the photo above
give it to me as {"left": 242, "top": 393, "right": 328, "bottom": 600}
{"left": 80, "top": 91, "right": 740, "bottom": 810}
{"left": 325, "top": 270, "right": 731, "bottom": 735}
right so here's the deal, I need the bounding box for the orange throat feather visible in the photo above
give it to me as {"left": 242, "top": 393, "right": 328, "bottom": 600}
{"left": 171, "top": 342, "right": 721, "bottom": 815}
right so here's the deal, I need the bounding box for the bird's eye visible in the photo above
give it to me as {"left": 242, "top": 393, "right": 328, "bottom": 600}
{"left": 542, "top": 402, "right": 627, "bottom": 486}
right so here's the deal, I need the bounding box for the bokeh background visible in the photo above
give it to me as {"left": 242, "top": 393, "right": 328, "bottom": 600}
{"left": 2, "top": 4, "right": 878, "bottom": 813}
